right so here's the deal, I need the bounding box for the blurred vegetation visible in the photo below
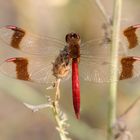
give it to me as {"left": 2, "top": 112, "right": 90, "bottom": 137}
{"left": 0, "top": 0, "right": 140, "bottom": 140}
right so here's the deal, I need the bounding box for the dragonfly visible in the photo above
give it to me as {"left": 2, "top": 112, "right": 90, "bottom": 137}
{"left": 0, "top": 25, "right": 140, "bottom": 119}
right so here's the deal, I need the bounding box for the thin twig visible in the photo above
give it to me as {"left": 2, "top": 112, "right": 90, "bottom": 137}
{"left": 119, "top": 96, "right": 140, "bottom": 118}
{"left": 23, "top": 102, "right": 52, "bottom": 112}
{"left": 94, "top": 0, "right": 112, "bottom": 44}
{"left": 94, "top": 0, "right": 112, "bottom": 25}
{"left": 112, "top": 96, "right": 140, "bottom": 139}
{"left": 108, "top": 0, "right": 122, "bottom": 140}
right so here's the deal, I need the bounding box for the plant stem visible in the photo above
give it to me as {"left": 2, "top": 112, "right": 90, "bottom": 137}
{"left": 52, "top": 79, "right": 71, "bottom": 140}
{"left": 108, "top": 0, "right": 122, "bottom": 140}
{"left": 52, "top": 101, "right": 70, "bottom": 140}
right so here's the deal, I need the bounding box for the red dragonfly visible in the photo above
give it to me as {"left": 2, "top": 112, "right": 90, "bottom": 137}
{"left": 0, "top": 25, "right": 140, "bottom": 119}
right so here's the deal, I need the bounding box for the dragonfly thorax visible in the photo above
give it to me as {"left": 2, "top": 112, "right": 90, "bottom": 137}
{"left": 52, "top": 47, "right": 70, "bottom": 79}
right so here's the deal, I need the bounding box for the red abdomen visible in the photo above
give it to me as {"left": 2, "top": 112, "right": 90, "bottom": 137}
{"left": 72, "top": 59, "right": 80, "bottom": 119}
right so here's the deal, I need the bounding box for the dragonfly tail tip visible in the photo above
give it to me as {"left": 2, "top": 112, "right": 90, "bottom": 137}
{"left": 76, "top": 113, "right": 80, "bottom": 119}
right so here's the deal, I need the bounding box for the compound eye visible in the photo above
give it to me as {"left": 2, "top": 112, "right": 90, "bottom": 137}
{"left": 73, "top": 33, "right": 78, "bottom": 38}
{"left": 65, "top": 34, "right": 70, "bottom": 42}
{"left": 73, "top": 33, "right": 80, "bottom": 39}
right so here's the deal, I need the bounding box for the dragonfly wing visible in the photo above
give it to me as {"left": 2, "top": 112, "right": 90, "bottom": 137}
{"left": 80, "top": 37, "right": 140, "bottom": 83}
{"left": 80, "top": 56, "right": 112, "bottom": 83}
{"left": 81, "top": 37, "right": 126, "bottom": 57}
{"left": 81, "top": 38, "right": 108, "bottom": 59}
{"left": 0, "top": 25, "right": 65, "bottom": 56}
{"left": 0, "top": 56, "right": 63, "bottom": 84}
{"left": 80, "top": 55, "right": 140, "bottom": 83}
{"left": 80, "top": 39, "right": 114, "bottom": 83}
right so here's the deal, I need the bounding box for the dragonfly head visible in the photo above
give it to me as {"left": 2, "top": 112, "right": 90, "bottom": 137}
{"left": 65, "top": 32, "right": 81, "bottom": 45}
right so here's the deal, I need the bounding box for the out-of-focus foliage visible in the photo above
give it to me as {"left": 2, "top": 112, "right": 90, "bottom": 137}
{"left": 0, "top": 0, "right": 140, "bottom": 140}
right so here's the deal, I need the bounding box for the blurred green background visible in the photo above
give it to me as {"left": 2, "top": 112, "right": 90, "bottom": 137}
{"left": 0, "top": 0, "right": 140, "bottom": 140}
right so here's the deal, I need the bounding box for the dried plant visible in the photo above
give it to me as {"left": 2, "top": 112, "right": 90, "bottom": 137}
{"left": 24, "top": 79, "right": 71, "bottom": 140}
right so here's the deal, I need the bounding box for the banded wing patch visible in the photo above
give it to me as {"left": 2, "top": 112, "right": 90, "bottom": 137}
{"left": 124, "top": 24, "right": 140, "bottom": 49}
{"left": 119, "top": 57, "right": 136, "bottom": 80}
{"left": 0, "top": 25, "right": 65, "bottom": 56}
{"left": 119, "top": 56, "right": 140, "bottom": 80}
{"left": 5, "top": 57, "right": 30, "bottom": 80}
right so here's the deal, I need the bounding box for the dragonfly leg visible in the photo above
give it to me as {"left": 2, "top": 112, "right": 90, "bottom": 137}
{"left": 46, "top": 82, "right": 56, "bottom": 90}
{"left": 46, "top": 79, "right": 61, "bottom": 101}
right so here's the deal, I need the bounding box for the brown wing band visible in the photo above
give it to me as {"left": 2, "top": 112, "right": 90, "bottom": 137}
{"left": 10, "top": 26, "right": 25, "bottom": 49}
{"left": 123, "top": 26, "right": 137, "bottom": 49}
{"left": 11, "top": 57, "right": 30, "bottom": 80}
{"left": 119, "top": 57, "right": 136, "bottom": 80}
